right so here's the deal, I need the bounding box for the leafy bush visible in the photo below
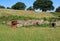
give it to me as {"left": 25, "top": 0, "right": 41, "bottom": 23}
{"left": 42, "top": 17, "right": 47, "bottom": 21}
{"left": 51, "top": 12, "right": 60, "bottom": 17}
{"left": 40, "top": 24, "right": 49, "bottom": 27}
{"left": 55, "top": 6, "right": 60, "bottom": 12}
{"left": 48, "top": 17, "right": 57, "bottom": 22}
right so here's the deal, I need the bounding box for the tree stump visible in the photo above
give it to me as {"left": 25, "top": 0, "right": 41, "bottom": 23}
{"left": 11, "top": 20, "right": 17, "bottom": 29}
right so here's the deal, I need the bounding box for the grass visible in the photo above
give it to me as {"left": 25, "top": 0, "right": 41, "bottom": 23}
{"left": 0, "top": 9, "right": 60, "bottom": 41}
{"left": 0, "top": 9, "right": 55, "bottom": 19}
{"left": 0, "top": 9, "right": 56, "bottom": 22}
{"left": 0, "top": 24, "right": 60, "bottom": 41}
{"left": 0, "top": 15, "right": 41, "bottom": 21}
{"left": 51, "top": 12, "right": 60, "bottom": 17}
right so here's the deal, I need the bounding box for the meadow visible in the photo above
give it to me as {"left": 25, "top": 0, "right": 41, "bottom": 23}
{"left": 0, "top": 24, "right": 60, "bottom": 41}
{"left": 0, "top": 9, "right": 55, "bottom": 19}
{"left": 0, "top": 9, "right": 56, "bottom": 22}
{"left": 0, "top": 9, "right": 60, "bottom": 41}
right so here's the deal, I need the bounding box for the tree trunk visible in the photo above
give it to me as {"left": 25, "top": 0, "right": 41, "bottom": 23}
{"left": 42, "top": 9, "right": 46, "bottom": 12}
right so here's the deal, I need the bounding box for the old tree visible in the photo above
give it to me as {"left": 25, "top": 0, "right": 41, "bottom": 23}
{"left": 33, "top": 0, "right": 54, "bottom": 11}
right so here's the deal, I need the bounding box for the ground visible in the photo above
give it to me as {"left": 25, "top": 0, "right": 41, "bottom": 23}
{"left": 0, "top": 24, "right": 60, "bottom": 41}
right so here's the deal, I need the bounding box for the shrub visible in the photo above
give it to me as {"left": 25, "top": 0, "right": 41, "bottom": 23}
{"left": 40, "top": 24, "right": 49, "bottom": 27}
{"left": 42, "top": 17, "right": 47, "bottom": 21}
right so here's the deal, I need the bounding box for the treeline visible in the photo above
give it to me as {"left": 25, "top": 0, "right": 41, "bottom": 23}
{"left": 0, "top": 0, "right": 60, "bottom": 12}
{"left": 0, "top": 5, "right": 10, "bottom": 9}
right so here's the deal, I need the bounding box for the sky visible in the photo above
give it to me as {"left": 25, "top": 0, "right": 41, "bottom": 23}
{"left": 0, "top": 0, "right": 60, "bottom": 10}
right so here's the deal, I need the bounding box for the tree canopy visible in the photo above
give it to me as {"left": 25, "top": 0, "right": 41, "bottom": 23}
{"left": 27, "top": 6, "right": 34, "bottom": 11}
{"left": 0, "top": 5, "right": 5, "bottom": 8}
{"left": 11, "top": 2, "right": 26, "bottom": 10}
{"left": 55, "top": 6, "right": 60, "bottom": 12}
{"left": 7, "top": 7, "right": 11, "bottom": 9}
{"left": 33, "top": 0, "right": 54, "bottom": 11}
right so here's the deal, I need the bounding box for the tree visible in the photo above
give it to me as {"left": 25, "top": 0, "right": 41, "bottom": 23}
{"left": 0, "top": 5, "right": 5, "bottom": 8}
{"left": 55, "top": 6, "right": 60, "bottom": 12}
{"left": 27, "top": 6, "right": 34, "bottom": 11}
{"left": 33, "top": 0, "right": 54, "bottom": 12}
{"left": 11, "top": 2, "right": 26, "bottom": 10}
{"left": 7, "top": 7, "right": 11, "bottom": 9}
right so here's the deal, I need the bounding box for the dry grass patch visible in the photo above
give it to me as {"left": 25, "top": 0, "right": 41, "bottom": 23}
{"left": 0, "top": 9, "right": 55, "bottom": 19}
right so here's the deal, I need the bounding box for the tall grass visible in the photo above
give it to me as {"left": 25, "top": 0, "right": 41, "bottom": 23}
{"left": 0, "top": 24, "right": 60, "bottom": 41}
{"left": 0, "top": 15, "right": 41, "bottom": 21}
{"left": 0, "top": 9, "right": 55, "bottom": 19}
{"left": 51, "top": 12, "right": 60, "bottom": 17}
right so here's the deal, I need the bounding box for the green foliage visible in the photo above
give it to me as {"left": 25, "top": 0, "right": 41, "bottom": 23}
{"left": 27, "top": 6, "right": 34, "bottom": 11}
{"left": 24, "top": 24, "right": 49, "bottom": 27}
{"left": 11, "top": 2, "right": 26, "bottom": 10}
{"left": 7, "top": 7, "right": 11, "bottom": 9}
{"left": 51, "top": 12, "right": 60, "bottom": 17}
{"left": 40, "top": 24, "right": 49, "bottom": 27}
{"left": 0, "top": 15, "right": 40, "bottom": 22}
{"left": 33, "top": 0, "right": 54, "bottom": 11}
{"left": 55, "top": 6, "right": 60, "bottom": 12}
{"left": 42, "top": 17, "right": 47, "bottom": 21}
{"left": 48, "top": 17, "right": 57, "bottom": 22}
{"left": 0, "top": 5, "right": 5, "bottom": 8}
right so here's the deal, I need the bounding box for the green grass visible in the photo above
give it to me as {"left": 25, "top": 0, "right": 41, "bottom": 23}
{"left": 0, "top": 15, "right": 41, "bottom": 21}
{"left": 0, "top": 9, "right": 60, "bottom": 41}
{"left": 51, "top": 12, "right": 60, "bottom": 17}
{"left": 0, "top": 24, "right": 60, "bottom": 41}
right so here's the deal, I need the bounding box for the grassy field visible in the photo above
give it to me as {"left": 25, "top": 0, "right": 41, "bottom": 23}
{"left": 51, "top": 12, "right": 60, "bottom": 17}
{"left": 0, "top": 9, "right": 60, "bottom": 41}
{"left": 0, "top": 24, "right": 60, "bottom": 41}
{"left": 0, "top": 9, "right": 55, "bottom": 19}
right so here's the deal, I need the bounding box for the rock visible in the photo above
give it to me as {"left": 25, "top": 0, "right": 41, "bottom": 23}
{"left": 2, "top": 20, "right": 50, "bottom": 27}
{"left": 43, "top": 21, "right": 49, "bottom": 24}
{"left": 2, "top": 21, "right": 6, "bottom": 24}
{"left": 33, "top": 22, "right": 40, "bottom": 26}
{"left": 55, "top": 21, "right": 60, "bottom": 27}
{"left": 6, "top": 21, "right": 11, "bottom": 26}
{"left": 17, "top": 24, "right": 23, "bottom": 27}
